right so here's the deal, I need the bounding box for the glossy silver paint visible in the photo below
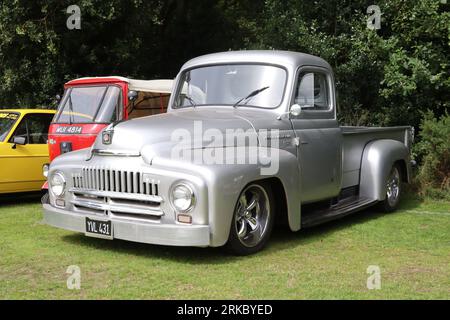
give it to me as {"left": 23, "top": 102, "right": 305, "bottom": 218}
{"left": 43, "top": 51, "right": 412, "bottom": 248}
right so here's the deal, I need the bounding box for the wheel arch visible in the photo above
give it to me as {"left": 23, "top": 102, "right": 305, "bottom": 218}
{"left": 360, "top": 139, "right": 411, "bottom": 201}
{"left": 202, "top": 147, "right": 301, "bottom": 247}
{"left": 255, "top": 177, "right": 289, "bottom": 228}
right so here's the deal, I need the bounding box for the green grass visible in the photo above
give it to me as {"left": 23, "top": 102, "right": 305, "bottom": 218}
{"left": 0, "top": 193, "right": 449, "bottom": 299}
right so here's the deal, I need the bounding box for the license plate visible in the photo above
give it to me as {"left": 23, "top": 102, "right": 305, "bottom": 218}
{"left": 85, "top": 218, "right": 113, "bottom": 240}
{"left": 55, "top": 126, "right": 83, "bottom": 134}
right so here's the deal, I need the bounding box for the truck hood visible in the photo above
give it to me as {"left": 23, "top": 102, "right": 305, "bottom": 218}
{"left": 91, "top": 108, "right": 288, "bottom": 160}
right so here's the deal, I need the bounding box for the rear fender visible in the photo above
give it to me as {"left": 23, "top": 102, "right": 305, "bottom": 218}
{"left": 360, "top": 139, "right": 410, "bottom": 200}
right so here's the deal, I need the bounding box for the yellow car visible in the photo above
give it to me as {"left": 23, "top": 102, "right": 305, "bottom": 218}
{"left": 0, "top": 109, "right": 56, "bottom": 194}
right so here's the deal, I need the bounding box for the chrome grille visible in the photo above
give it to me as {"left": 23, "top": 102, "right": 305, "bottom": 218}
{"left": 70, "top": 190, "right": 163, "bottom": 221}
{"left": 72, "top": 167, "right": 160, "bottom": 196}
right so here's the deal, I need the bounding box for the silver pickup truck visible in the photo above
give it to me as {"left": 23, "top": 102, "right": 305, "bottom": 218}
{"left": 43, "top": 51, "right": 413, "bottom": 255}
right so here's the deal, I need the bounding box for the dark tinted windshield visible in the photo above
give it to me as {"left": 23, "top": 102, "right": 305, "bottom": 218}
{"left": 54, "top": 86, "right": 121, "bottom": 124}
{"left": 0, "top": 112, "right": 19, "bottom": 142}
{"left": 174, "top": 64, "right": 287, "bottom": 109}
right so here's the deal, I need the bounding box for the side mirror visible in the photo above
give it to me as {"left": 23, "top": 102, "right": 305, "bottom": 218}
{"left": 128, "top": 90, "right": 138, "bottom": 102}
{"left": 277, "top": 104, "right": 303, "bottom": 120}
{"left": 290, "top": 104, "right": 302, "bottom": 117}
{"left": 12, "top": 136, "right": 26, "bottom": 149}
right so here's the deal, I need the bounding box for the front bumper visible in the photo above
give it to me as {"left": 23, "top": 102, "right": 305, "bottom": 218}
{"left": 43, "top": 204, "right": 211, "bottom": 247}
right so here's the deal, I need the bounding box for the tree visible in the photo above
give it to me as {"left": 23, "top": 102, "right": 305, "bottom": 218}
{"left": 0, "top": 0, "right": 243, "bottom": 107}
{"left": 248, "top": 0, "right": 449, "bottom": 128}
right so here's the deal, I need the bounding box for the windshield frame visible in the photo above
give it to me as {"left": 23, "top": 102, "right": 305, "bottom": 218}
{"left": 0, "top": 111, "right": 20, "bottom": 143}
{"left": 53, "top": 84, "right": 123, "bottom": 125}
{"left": 173, "top": 63, "right": 289, "bottom": 110}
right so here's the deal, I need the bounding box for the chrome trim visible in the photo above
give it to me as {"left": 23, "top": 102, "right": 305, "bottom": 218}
{"left": 43, "top": 204, "right": 210, "bottom": 247}
{"left": 235, "top": 184, "right": 271, "bottom": 248}
{"left": 72, "top": 167, "right": 160, "bottom": 197}
{"left": 169, "top": 182, "right": 196, "bottom": 213}
{"left": 92, "top": 149, "right": 141, "bottom": 157}
{"left": 70, "top": 188, "right": 164, "bottom": 218}
{"left": 70, "top": 199, "right": 164, "bottom": 217}
{"left": 69, "top": 188, "right": 163, "bottom": 203}
{"left": 386, "top": 166, "right": 401, "bottom": 207}
{"left": 50, "top": 171, "right": 66, "bottom": 197}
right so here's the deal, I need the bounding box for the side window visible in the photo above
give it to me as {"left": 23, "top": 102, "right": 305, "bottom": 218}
{"left": 10, "top": 114, "right": 53, "bottom": 145}
{"left": 295, "top": 72, "right": 330, "bottom": 111}
{"left": 128, "top": 91, "right": 170, "bottom": 120}
{"left": 96, "top": 86, "right": 122, "bottom": 122}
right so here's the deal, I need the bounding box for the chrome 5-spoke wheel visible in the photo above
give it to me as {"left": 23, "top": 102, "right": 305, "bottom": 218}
{"left": 226, "top": 182, "right": 275, "bottom": 255}
{"left": 380, "top": 164, "right": 402, "bottom": 213}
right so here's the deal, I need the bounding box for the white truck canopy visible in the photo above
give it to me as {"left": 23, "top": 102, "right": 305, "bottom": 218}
{"left": 127, "top": 79, "right": 174, "bottom": 94}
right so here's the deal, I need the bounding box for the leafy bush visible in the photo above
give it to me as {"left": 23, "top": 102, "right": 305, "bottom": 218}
{"left": 244, "top": 0, "right": 450, "bottom": 129}
{"left": 414, "top": 112, "right": 450, "bottom": 200}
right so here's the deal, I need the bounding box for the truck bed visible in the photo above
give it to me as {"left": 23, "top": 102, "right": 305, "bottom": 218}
{"left": 341, "top": 126, "right": 412, "bottom": 189}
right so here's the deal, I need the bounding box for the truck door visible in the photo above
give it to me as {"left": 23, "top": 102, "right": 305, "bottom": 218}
{"left": 289, "top": 67, "right": 342, "bottom": 203}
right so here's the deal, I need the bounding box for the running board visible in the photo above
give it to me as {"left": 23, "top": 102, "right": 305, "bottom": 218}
{"left": 301, "top": 196, "right": 378, "bottom": 228}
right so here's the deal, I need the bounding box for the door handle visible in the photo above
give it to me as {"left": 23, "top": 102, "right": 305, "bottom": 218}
{"left": 293, "top": 138, "right": 309, "bottom": 147}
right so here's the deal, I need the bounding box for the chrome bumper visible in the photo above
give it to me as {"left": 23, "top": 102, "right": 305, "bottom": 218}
{"left": 43, "top": 204, "right": 210, "bottom": 247}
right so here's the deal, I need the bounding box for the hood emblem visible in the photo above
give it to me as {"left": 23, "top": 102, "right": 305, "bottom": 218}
{"left": 102, "top": 130, "right": 114, "bottom": 145}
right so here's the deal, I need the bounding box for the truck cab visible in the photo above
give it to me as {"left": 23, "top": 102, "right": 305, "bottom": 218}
{"left": 49, "top": 77, "right": 173, "bottom": 160}
{"left": 43, "top": 51, "right": 413, "bottom": 255}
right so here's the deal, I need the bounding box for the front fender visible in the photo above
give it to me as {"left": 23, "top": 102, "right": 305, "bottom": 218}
{"left": 360, "top": 139, "right": 410, "bottom": 201}
{"left": 210, "top": 147, "right": 300, "bottom": 246}
{"left": 156, "top": 147, "right": 300, "bottom": 247}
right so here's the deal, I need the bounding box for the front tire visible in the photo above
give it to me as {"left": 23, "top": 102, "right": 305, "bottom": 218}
{"left": 225, "top": 182, "right": 275, "bottom": 256}
{"left": 41, "top": 191, "right": 49, "bottom": 205}
{"left": 379, "top": 164, "right": 402, "bottom": 213}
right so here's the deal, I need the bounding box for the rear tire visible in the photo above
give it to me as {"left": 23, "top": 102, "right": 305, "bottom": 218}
{"left": 379, "top": 164, "right": 402, "bottom": 213}
{"left": 225, "top": 181, "right": 275, "bottom": 256}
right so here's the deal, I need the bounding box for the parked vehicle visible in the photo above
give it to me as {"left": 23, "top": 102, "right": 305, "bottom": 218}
{"left": 43, "top": 51, "right": 413, "bottom": 255}
{"left": 41, "top": 77, "right": 173, "bottom": 199}
{"left": 49, "top": 77, "right": 173, "bottom": 160}
{"left": 0, "top": 109, "right": 56, "bottom": 194}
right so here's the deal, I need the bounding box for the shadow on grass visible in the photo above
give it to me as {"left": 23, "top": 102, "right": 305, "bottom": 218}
{"left": 60, "top": 195, "right": 422, "bottom": 264}
{"left": 0, "top": 192, "right": 42, "bottom": 207}
{"left": 269, "top": 208, "right": 386, "bottom": 252}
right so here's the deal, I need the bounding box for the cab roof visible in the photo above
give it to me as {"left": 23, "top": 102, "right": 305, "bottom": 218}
{"left": 65, "top": 77, "right": 174, "bottom": 94}
{"left": 181, "top": 50, "right": 332, "bottom": 71}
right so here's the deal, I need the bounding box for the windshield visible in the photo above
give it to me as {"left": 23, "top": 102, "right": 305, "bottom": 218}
{"left": 54, "top": 85, "right": 121, "bottom": 124}
{"left": 174, "top": 64, "right": 287, "bottom": 109}
{"left": 0, "top": 112, "right": 19, "bottom": 142}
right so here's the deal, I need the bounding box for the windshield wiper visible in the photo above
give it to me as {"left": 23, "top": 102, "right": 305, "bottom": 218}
{"left": 233, "top": 86, "right": 270, "bottom": 108}
{"left": 184, "top": 95, "right": 197, "bottom": 108}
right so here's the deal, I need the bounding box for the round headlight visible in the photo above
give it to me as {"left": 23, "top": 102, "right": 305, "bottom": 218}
{"left": 42, "top": 164, "right": 49, "bottom": 178}
{"left": 170, "top": 183, "right": 195, "bottom": 212}
{"left": 50, "top": 172, "right": 66, "bottom": 197}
